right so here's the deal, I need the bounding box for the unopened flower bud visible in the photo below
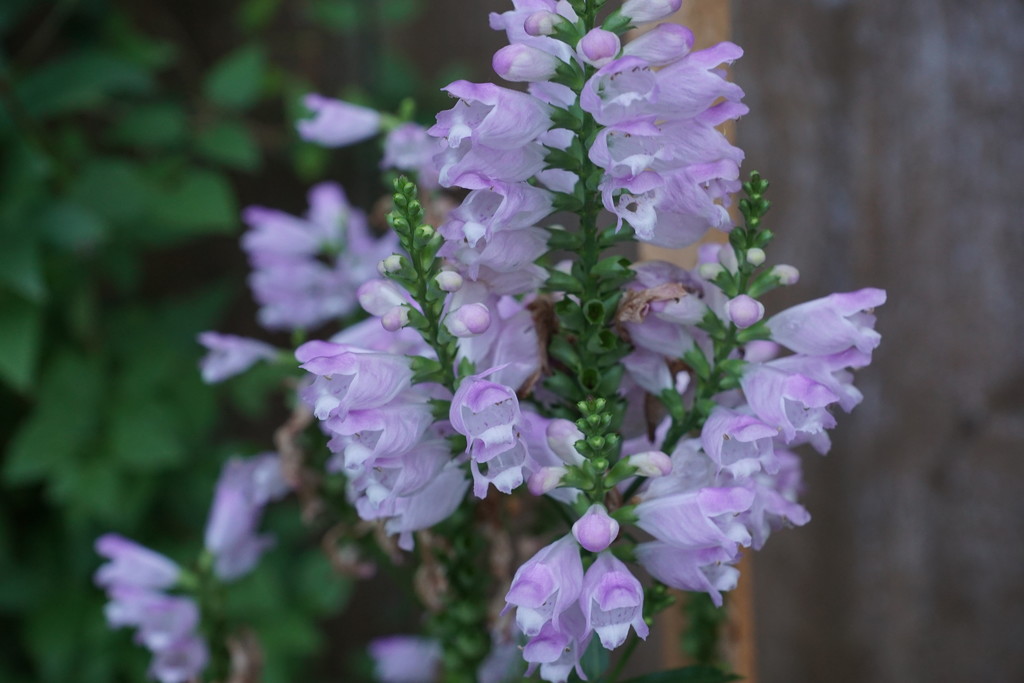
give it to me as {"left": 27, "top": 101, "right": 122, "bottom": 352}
{"left": 414, "top": 224, "right": 435, "bottom": 242}
{"left": 625, "top": 450, "right": 673, "bottom": 478}
{"left": 528, "top": 466, "right": 567, "bottom": 496}
{"left": 621, "top": 0, "right": 683, "bottom": 23}
{"left": 571, "top": 504, "right": 620, "bottom": 553}
{"left": 546, "top": 419, "right": 585, "bottom": 466}
{"left": 435, "top": 270, "right": 464, "bottom": 293}
{"left": 445, "top": 303, "right": 491, "bottom": 337}
{"left": 718, "top": 245, "right": 739, "bottom": 273}
{"left": 772, "top": 264, "right": 800, "bottom": 285}
{"left": 697, "top": 262, "right": 724, "bottom": 280}
{"left": 378, "top": 254, "right": 404, "bottom": 276}
{"left": 746, "top": 248, "right": 766, "bottom": 266}
{"left": 381, "top": 305, "right": 409, "bottom": 332}
{"left": 358, "top": 279, "right": 407, "bottom": 316}
{"left": 726, "top": 295, "right": 765, "bottom": 329}
{"left": 493, "top": 44, "right": 561, "bottom": 83}
{"left": 524, "top": 10, "right": 562, "bottom": 36}
{"left": 577, "top": 29, "right": 621, "bottom": 67}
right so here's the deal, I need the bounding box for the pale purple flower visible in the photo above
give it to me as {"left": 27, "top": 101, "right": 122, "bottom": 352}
{"left": 368, "top": 635, "right": 442, "bottom": 683}
{"left": 197, "top": 332, "right": 277, "bottom": 383}
{"left": 766, "top": 288, "right": 887, "bottom": 357}
{"left": 572, "top": 504, "right": 620, "bottom": 553}
{"left": 148, "top": 635, "right": 209, "bottom": 683}
{"left": 204, "top": 453, "right": 289, "bottom": 581}
{"left": 296, "top": 341, "right": 414, "bottom": 421}
{"left": 105, "top": 587, "right": 200, "bottom": 652}
{"left": 94, "top": 534, "right": 180, "bottom": 590}
{"left": 382, "top": 122, "right": 445, "bottom": 189}
{"left": 358, "top": 279, "right": 414, "bottom": 317}
{"left": 635, "top": 487, "right": 754, "bottom": 554}
{"left": 700, "top": 407, "right": 779, "bottom": 478}
{"left": 580, "top": 552, "right": 649, "bottom": 649}
{"left": 456, "top": 295, "right": 542, "bottom": 391}
{"left": 505, "top": 534, "right": 584, "bottom": 636}
{"left": 489, "top": 1, "right": 577, "bottom": 65}
{"left": 431, "top": 81, "right": 551, "bottom": 152}
{"left": 242, "top": 183, "right": 395, "bottom": 330}
{"left": 635, "top": 543, "right": 739, "bottom": 607}
{"left": 737, "top": 450, "right": 811, "bottom": 549}
{"left": 621, "top": 0, "right": 683, "bottom": 23}
{"left": 740, "top": 364, "right": 840, "bottom": 449}
{"left": 382, "top": 464, "right": 470, "bottom": 551}
{"left": 450, "top": 373, "right": 521, "bottom": 461}
{"left": 296, "top": 94, "right": 381, "bottom": 147}
{"left": 522, "top": 604, "right": 591, "bottom": 683}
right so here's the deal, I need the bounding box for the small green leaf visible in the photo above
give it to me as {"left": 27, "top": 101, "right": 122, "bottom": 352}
{"left": 309, "top": 0, "right": 363, "bottom": 31}
{"left": 68, "top": 158, "right": 153, "bottom": 224}
{"left": 0, "top": 293, "right": 42, "bottom": 391}
{"left": 0, "top": 235, "right": 45, "bottom": 301}
{"left": 4, "top": 350, "right": 103, "bottom": 485}
{"left": 15, "top": 50, "right": 155, "bottom": 119}
{"left": 109, "top": 103, "right": 188, "bottom": 149}
{"left": 34, "top": 200, "right": 109, "bottom": 250}
{"left": 204, "top": 44, "right": 266, "bottom": 110}
{"left": 147, "top": 169, "right": 237, "bottom": 240}
{"left": 195, "top": 120, "right": 261, "bottom": 170}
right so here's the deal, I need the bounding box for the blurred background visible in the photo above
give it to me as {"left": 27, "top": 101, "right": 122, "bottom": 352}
{"left": 0, "top": 1, "right": 1021, "bottom": 682}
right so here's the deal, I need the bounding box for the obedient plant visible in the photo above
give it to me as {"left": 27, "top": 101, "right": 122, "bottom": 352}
{"left": 96, "top": 1, "right": 886, "bottom": 681}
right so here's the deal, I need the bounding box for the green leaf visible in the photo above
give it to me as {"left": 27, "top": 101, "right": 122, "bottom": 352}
{"left": 204, "top": 44, "right": 267, "bottom": 110}
{"left": 107, "top": 400, "right": 185, "bottom": 472}
{"left": 380, "top": 0, "right": 421, "bottom": 22}
{"left": 620, "top": 666, "right": 740, "bottom": 683}
{"left": 147, "top": 169, "right": 237, "bottom": 240}
{"left": 109, "top": 103, "right": 188, "bottom": 149}
{"left": 0, "top": 293, "right": 42, "bottom": 391}
{"left": 0, "top": 234, "right": 45, "bottom": 301}
{"left": 240, "top": 0, "right": 283, "bottom": 31}
{"left": 4, "top": 349, "right": 103, "bottom": 485}
{"left": 309, "top": 0, "right": 363, "bottom": 31}
{"left": 68, "top": 158, "right": 153, "bottom": 224}
{"left": 15, "top": 50, "right": 155, "bottom": 119}
{"left": 195, "top": 120, "right": 261, "bottom": 170}
{"left": 34, "top": 200, "right": 109, "bottom": 250}
{"left": 579, "top": 637, "right": 610, "bottom": 680}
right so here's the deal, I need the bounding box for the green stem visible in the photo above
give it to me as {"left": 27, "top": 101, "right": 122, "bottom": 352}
{"left": 607, "top": 633, "right": 639, "bottom": 683}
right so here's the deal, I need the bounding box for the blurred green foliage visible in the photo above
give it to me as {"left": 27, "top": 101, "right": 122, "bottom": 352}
{"left": 0, "top": 0, "right": 454, "bottom": 680}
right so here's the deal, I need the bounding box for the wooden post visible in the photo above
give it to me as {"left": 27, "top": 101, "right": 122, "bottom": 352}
{"left": 635, "top": 3, "right": 758, "bottom": 680}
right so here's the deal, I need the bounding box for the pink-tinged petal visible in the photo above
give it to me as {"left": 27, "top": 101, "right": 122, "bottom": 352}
{"left": 766, "top": 288, "right": 887, "bottom": 356}
{"left": 505, "top": 535, "right": 584, "bottom": 636}
{"left": 580, "top": 552, "right": 648, "bottom": 649}
{"left": 621, "top": 0, "right": 683, "bottom": 23}
{"left": 94, "top": 534, "right": 179, "bottom": 590}
{"left": 296, "top": 94, "right": 381, "bottom": 147}
{"left": 635, "top": 542, "right": 739, "bottom": 607}
{"left": 622, "top": 23, "right": 694, "bottom": 65}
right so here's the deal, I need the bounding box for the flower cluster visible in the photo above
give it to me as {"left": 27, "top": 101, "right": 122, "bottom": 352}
{"left": 99, "top": 2, "right": 886, "bottom": 682}
{"left": 95, "top": 454, "right": 288, "bottom": 682}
